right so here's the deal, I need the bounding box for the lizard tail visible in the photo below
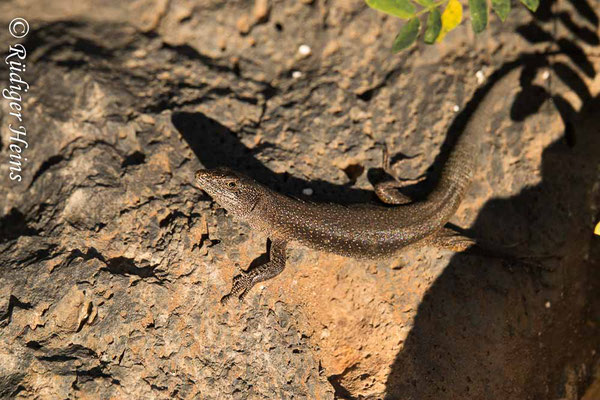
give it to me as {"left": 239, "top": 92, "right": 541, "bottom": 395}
{"left": 431, "top": 67, "right": 524, "bottom": 201}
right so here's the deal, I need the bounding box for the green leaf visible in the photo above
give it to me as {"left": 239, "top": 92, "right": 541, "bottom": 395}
{"left": 424, "top": 7, "right": 442, "bottom": 44}
{"left": 469, "top": 0, "right": 488, "bottom": 33}
{"left": 414, "top": 0, "right": 434, "bottom": 6}
{"left": 437, "top": 0, "right": 463, "bottom": 42}
{"left": 492, "top": 0, "right": 511, "bottom": 21}
{"left": 365, "top": 0, "right": 417, "bottom": 19}
{"left": 519, "top": 0, "right": 539, "bottom": 12}
{"left": 392, "top": 17, "right": 420, "bottom": 52}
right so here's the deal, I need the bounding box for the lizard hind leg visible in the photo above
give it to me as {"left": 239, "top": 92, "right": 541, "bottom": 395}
{"left": 426, "top": 227, "right": 554, "bottom": 271}
{"left": 374, "top": 143, "right": 425, "bottom": 205}
{"left": 425, "top": 227, "right": 477, "bottom": 252}
{"left": 375, "top": 180, "right": 422, "bottom": 205}
{"left": 220, "top": 239, "right": 288, "bottom": 304}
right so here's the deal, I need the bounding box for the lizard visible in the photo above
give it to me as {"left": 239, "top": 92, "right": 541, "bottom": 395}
{"left": 194, "top": 67, "right": 528, "bottom": 304}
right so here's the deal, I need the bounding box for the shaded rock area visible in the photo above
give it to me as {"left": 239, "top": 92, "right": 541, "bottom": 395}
{"left": 0, "top": 0, "right": 599, "bottom": 399}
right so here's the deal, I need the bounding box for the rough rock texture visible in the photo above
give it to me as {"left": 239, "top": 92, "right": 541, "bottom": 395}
{"left": 0, "top": 0, "right": 599, "bottom": 399}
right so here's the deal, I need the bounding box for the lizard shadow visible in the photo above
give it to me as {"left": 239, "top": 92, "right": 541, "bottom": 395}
{"left": 172, "top": 57, "right": 559, "bottom": 208}
{"left": 172, "top": 112, "right": 376, "bottom": 205}
{"left": 382, "top": 59, "right": 600, "bottom": 400}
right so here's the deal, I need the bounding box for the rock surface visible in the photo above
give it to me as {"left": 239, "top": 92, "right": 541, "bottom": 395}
{"left": 0, "top": 1, "right": 599, "bottom": 399}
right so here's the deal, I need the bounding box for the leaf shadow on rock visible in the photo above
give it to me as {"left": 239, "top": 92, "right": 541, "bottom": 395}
{"left": 516, "top": 0, "right": 599, "bottom": 146}
{"left": 382, "top": 58, "right": 600, "bottom": 399}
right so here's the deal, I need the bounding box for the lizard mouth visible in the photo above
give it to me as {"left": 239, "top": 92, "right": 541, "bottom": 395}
{"left": 194, "top": 169, "right": 238, "bottom": 202}
{"left": 194, "top": 169, "right": 217, "bottom": 187}
{"left": 194, "top": 169, "right": 216, "bottom": 195}
{"left": 195, "top": 169, "right": 210, "bottom": 183}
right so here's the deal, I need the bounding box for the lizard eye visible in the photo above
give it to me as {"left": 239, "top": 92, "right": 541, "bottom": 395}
{"left": 228, "top": 181, "right": 236, "bottom": 188}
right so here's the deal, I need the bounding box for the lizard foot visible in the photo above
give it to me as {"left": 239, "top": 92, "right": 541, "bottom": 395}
{"left": 220, "top": 274, "right": 251, "bottom": 305}
{"left": 219, "top": 239, "right": 288, "bottom": 305}
{"left": 428, "top": 227, "right": 557, "bottom": 271}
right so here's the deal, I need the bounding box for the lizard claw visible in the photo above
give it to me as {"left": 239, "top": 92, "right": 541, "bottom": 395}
{"left": 220, "top": 274, "right": 251, "bottom": 305}
{"left": 220, "top": 293, "right": 236, "bottom": 305}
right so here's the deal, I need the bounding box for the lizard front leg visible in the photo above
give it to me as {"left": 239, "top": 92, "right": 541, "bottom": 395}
{"left": 221, "top": 239, "right": 288, "bottom": 304}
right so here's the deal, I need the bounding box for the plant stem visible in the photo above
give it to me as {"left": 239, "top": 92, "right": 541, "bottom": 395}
{"left": 415, "top": 0, "right": 448, "bottom": 17}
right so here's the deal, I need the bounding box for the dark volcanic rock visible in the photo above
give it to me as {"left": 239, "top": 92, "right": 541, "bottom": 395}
{"left": 0, "top": 1, "right": 598, "bottom": 399}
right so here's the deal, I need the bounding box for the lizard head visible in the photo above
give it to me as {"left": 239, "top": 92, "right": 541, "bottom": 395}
{"left": 195, "top": 168, "right": 262, "bottom": 218}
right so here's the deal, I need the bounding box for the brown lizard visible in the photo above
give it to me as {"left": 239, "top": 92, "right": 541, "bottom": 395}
{"left": 195, "top": 68, "right": 528, "bottom": 303}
